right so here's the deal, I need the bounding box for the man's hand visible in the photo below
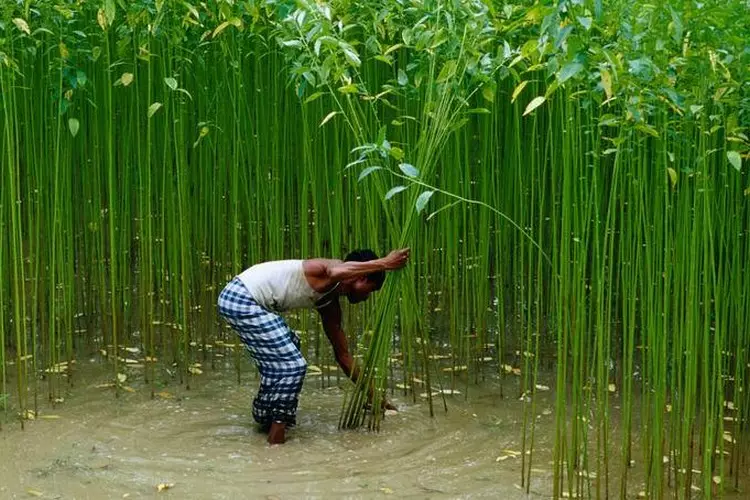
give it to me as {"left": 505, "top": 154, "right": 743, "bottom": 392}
{"left": 382, "top": 399, "right": 398, "bottom": 412}
{"left": 365, "top": 386, "right": 398, "bottom": 414}
{"left": 382, "top": 248, "right": 410, "bottom": 270}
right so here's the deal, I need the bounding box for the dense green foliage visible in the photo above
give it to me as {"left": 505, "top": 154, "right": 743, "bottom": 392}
{"left": 1, "top": 0, "right": 749, "bottom": 497}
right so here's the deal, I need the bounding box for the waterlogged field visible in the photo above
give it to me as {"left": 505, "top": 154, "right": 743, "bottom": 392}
{"left": 0, "top": 359, "right": 556, "bottom": 500}
{"left": 1, "top": 0, "right": 749, "bottom": 498}
{"left": 1, "top": 353, "right": 746, "bottom": 499}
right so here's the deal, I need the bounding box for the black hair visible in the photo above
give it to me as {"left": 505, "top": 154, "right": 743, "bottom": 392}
{"left": 344, "top": 249, "right": 385, "bottom": 290}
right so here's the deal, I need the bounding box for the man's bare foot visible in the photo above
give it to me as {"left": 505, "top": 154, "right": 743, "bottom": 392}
{"left": 267, "top": 421, "right": 286, "bottom": 445}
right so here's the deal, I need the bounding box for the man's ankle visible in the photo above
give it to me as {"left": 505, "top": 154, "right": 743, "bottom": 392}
{"left": 267, "top": 421, "right": 286, "bottom": 444}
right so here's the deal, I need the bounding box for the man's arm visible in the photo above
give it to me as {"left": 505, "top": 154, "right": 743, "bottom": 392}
{"left": 304, "top": 248, "right": 410, "bottom": 290}
{"left": 318, "top": 300, "right": 359, "bottom": 382}
{"left": 317, "top": 300, "right": 397, "bottom": 412}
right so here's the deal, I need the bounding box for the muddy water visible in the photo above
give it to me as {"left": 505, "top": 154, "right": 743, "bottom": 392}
{"left": 1, "top": 360, "right": 562, "bottom": 500}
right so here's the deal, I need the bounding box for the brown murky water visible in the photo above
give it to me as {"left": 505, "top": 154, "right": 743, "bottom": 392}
{"left": 1, "top": 359, "right": 744, "bottom": 499}
{"left": 0, "top": 359, "right": 560, "bottom": 500}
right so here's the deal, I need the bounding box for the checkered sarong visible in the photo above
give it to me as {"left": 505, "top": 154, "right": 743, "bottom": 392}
{"left": 217, "top": 278, "right": 307, "bottom": 427}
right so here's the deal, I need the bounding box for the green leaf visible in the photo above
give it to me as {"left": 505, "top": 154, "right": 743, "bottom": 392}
{"left": 164, "top": 77, "right": 178, "bottom": 90}
{"left": 437, "top": 60, "right": 457, "bottom": 83}
{"left": 600, "top": 70, "right": 613, "bottom": 99}
{"left": 511, "top": 81, "right": 528, "bottom": 103}
{"left": 280, "top": 39, "right": 303, "bottom": 48}
{"left": 345, "top": 158, "right": 366, "bottom": 170}
{"left": 120, "top": 72, "right": 134, "bottom": 87}
{"left": 213, "top": 18, "right": 242, "bottom": 38}
{"left": 727, "top": 151, "right": 742, "bottom": 172}
{"left": 304, "top": 92, "right": 325, "bottom": 104}
{"left": 319, "top": 111, "right": 339, "bottom": 127}
{"left": 383, "top": 44, "right": 403, "bottom": 56}
{"left": 398, "top": 163, "right": 419, "bottom": 178}
{"left": 636, "top": 123, "right": 659, "bottom": 138}
{"left": 482, "top": 83, "right": 496, "bottom": 103}
{"left": 389, "top": 147, "right": 404, "bottom": 161}
{"left": 523, "top": 96, "right": 546, "bottom": 116}
{"left": 68, "top": 118, "right": 80, "bottom": 138}
{"left": 397, "top": 69, "right": 408, "bottom": 86}
{"left": 415, "top": 191, "right": 434, "bottom": 213}
{"left": 385, "top": 185, "right": 408, "bottom": 200}
{"left": 337, "top": 84, "right": 358, "bottom": 94}
{"left": 467, "top": 108, "right": 491, "bottom": 115}
{"left": 358, "top": 166, "right": 382, "bottom": 182}
{"left": 12, "top": 18, "right": 31, "bottom": 35}
{"left": 176, "top": 88, "right": 193, "bottom": 101}
{"left": 147, "top": 102, "right": 163, "bottom": 118}
{"left": 558, "top": 62, "right": 584, "bottom": 84}
{"left": 104, "top": 0, "right": 116, "bottom": 26}
{"left": 343, "top": 49, "right": 361, "bottom": 67}
{"left": 667, "top": 167, "right": 677, "bottom": 188}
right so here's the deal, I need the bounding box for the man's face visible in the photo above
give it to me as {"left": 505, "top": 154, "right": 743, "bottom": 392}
{"left": 346, "top": 278, "right": 378, "bottom": 304}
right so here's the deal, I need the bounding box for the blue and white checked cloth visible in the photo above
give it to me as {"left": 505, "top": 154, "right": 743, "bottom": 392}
{"left": 217, "top": 277, "right": 307, "bottom": 427}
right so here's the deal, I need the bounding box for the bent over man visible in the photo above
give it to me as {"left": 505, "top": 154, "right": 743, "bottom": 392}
{"left": 217, "top": 248, "right": 410, "bottom": 444}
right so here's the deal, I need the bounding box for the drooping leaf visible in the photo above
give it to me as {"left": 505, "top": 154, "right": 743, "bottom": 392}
{"left": 523, "top": 96, "right": 546, "bottom": 116}
{"left": 669, "top": 6, "right": 683, "bottom": 43}
{"left": 558, "top": 62, "right": 584, "bottom": 84}
{"left": 213, "top": 18, "right": 243, "bottom": 38}
{"left": 164, "top": 77, "right": 178, "bottom": 90}
{"left": 97, "top": 9, "right": 107, "bottom": 30}
{"left": 397, "top": 69, "right": 408, "bottom": 86}
{"left": 345, "top": 158, "right": 366, "bottom": 170}
{"left": 358, "top": 166, "right": 382, "bottom": 182}
{"left": 343, "top": 49, "right": 361, "bottom": 67}
{"left": 600, "top": 70, "right": 613, "bottom": 99}
{"left": 383, "top": 44, "right": 403, "bottom": 56}
{"left": 389, "top": 147, "right": 404, "bottom": 160}
{"left": 304, "top": 91, "right": 325, "bottom": 104}
{"left": 511, "top": 81, "right": 528, "bottom": 103}
{"left": 337, "top": 84, "right": 358, "bottom": 94}
{"left": 398, "top": 163, "right": 419, "bottom": 178}
{"left": 578, "top": 16, "right": 592, "bottom": 31}
{"left": 280, "top": 39, "right": 303, "bottom": 48}
{"left": 121, "top": 72, "right": 134, "bottom": 87}
{"left": 319, "top": 111, "right": 339, "bottom": 127}
{"left": 636, "top": 123, "right": 659, "bottom": 138}
{"left": 68, "top": 118, "right": 80, "bottom": 138}
{"left": 482, "top": 82, "right": 496, "bottom": 103}
{"left": 147, "top": 102, "right": 163, "bottom": 118}
{"left": 385, "top": 185, "right": 408, "bottom": 200}
{"left": 667, "top": 167, "right": 677, "bottom": 188}
{"left": 176, "top": 88, "right": 193, "bottom": 101}
{"left": 467, "top": 108, "right": 491, "bottom": 115}
{"left": 415, "top": 191, "right": 434, "bottom": 213}
{"left": 12, "top": 18, "right": 31, "bottom": 35}
{"left": 104, "top": 0, "right": 116, "bottom": 26}
{"left": 437, "top": 60, "right": 457, "bottom": 83}
{"left": 727, "top": 151, "right": 742, "bottom": 172}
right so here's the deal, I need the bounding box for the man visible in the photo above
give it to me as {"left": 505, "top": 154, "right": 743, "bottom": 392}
{"left": 217, "top": 248, "right": 410, "bottom": 444}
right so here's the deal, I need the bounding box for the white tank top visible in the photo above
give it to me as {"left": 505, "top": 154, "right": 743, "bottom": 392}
{"left": 236, "top": 260, "right": 326, "bottom": 312}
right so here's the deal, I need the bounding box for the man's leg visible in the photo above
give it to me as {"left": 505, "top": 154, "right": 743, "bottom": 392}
{"left": 250, "top": 330, "right": 307, "bottom": 443}
{"left": 218, "top": 280, "right": 307, "bottom": 442}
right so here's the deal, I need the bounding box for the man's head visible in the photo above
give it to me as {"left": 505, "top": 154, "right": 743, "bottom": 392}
{"left": 343, "top": 249, "right": 385, "bottom": 304}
